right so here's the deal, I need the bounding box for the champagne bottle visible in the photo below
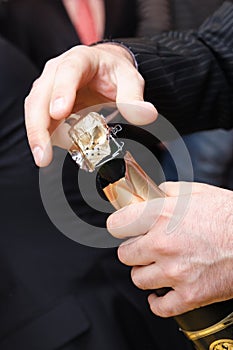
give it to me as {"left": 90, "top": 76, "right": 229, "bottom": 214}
{"left": 96, "top": 153, "right": 233, "bottom": 350}
{"left": 66, "top": 111, "right": 233, "bottom": 350}
{"left": 175, "top": 299, "right": 233, "bottom": 350}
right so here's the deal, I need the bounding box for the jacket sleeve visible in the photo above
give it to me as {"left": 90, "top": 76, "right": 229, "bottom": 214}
{"left": 120, "top": 1, "right": 233, "bottom": 134}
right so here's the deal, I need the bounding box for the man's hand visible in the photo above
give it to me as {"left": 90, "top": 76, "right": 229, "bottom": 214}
{"left": 107, "top": 182, "right": 233, "bottom": 317}
{"left": 24, "top": 43, "right": 157, "bottom": 167}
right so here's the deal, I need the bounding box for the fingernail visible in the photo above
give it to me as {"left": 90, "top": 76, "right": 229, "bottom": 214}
{"left": 32, "top": 146, "right": 43, "bottom": 166}
{"left": 50, "top": 97, "right": 65, "bottom": 115}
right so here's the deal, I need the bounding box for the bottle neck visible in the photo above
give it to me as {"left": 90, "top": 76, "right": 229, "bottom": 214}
{"left": 175, "top": 299, "right": 233, "bottom": 332}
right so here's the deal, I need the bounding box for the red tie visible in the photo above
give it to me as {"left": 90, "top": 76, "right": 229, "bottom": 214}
{"left": 75, "top": 1, "right": 98, "bottom": 45}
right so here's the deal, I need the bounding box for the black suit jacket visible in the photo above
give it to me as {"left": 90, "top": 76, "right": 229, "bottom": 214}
{"left": 122, "top": 1, "right": 233, "bottom": 135}
{"left": 0, "top": 0, "right": 141, "bottom": 71}
{"left": 0, "top": 2, "right": 195, "bottom": 350}
{"left": 0, "top": 41, "right": 194, "bottom": 350}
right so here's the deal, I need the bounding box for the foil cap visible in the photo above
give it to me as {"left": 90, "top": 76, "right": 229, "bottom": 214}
{"left": 67, "top": 112, "right": 111, "bottom": 172}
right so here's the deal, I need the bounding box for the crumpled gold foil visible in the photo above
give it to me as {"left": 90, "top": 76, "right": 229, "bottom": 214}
{"left": 67, "top": 112, "right": 111, "bottom": 172}
{"left": 103, "top": 151, "right": 165, "bottom": 210}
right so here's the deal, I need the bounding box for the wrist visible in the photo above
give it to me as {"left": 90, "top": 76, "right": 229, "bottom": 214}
{"left": 90, "top": 40, "right": 138, "bottom": 69}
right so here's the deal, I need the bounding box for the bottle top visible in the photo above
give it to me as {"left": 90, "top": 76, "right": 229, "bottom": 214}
{"left": 66, "top": 111, "right": 124, "bottom": 172}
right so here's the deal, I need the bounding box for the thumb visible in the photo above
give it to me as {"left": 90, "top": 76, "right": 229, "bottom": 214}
{"left": 159, "top": 181, "right": 214, "bottom": 197}
{"left": 159, "top": 181, "right": 193, "bottom": 197}
{"left": 107, "top": 198, "right": 165, "bottom": 239}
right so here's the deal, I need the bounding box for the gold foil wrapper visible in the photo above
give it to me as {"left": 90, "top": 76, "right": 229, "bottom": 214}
{"left": 103, "top": 151, "right": 165, "bottom": 210}
{"left": 66, "top": 111, "right": 165, "bottom": 208}
{"left": 67, "top": 112, "right": 111, "bottom": 172}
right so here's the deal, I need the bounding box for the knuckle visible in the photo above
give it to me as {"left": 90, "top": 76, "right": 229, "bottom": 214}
{"left": 181, "top": 288, "right": 196, "bottom": 307}
{"left": 31, "top": 77, "right": 40, "bottom": 89}
{"left": 24, "top": 94, "right": 31, "bottom": 110}
{"left": 136, "top": 72, "right": 145, "bottom": 87}
{"left": 24, "top": 78, "right": 42, "bottom": 111}
{"left": 163, "top": 259, "right": 188, "bottom": 281}
{"left": 151, "top": 236, "right": 167, "bottom": 255}
{"left": 44, "top": 57, "right": 57, "bottom": 70}
{"left": 165, "top": 264, "right": 179, "bottom": 280}
{"left": 24, "top": 90, "right": 36, "bottom": 110}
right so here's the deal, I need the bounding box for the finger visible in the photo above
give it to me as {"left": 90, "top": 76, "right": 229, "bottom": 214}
{"left": 115, "top": 66, "right": 157, "bottom": 125}
{"left": 159, "top": 181, "right": 214, "bottom": 197}
{"left": 117, "top": 234, "right": 157, "bottom": 266}
{"left": 118, "top": 101, "right": 158, "bottom": 126}
{"left": 159, "top": 181, "right": 193, "bottom": 196}
{"left": 117, "top": 236, "right": 154, "bottom": 266}
{"left": 148, "top": 290, "right": 191, "bottom": 317}
{"left": 49, "top": 46, "right": 98, "bottom": 119}
{"left": 51, "top": 121, "right": 73, "bottom": 150}
{"left": 24, "top": 63, "right": 58, "bottom": 166}
{"left": 131, "top": 264, "right": 171, "bottom": 290}
{"left": 107, "top": 198, "right": 165, "bottom": 239}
